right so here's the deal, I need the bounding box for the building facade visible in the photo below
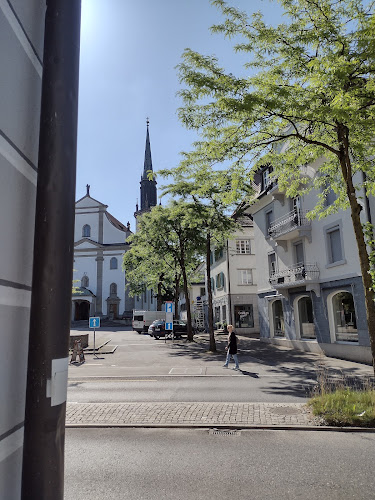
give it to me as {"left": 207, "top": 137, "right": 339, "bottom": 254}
{"left": 249, "top": 163, "right": 372, "bottom": 364}
{"left": 0, "top": 1, "right": 45, "bottom": 497}
{"left": 210, "top": 220, "right": 259, "bottom": 336}
{"left": 72, "top": 187, "right": 134, "bottom": 320}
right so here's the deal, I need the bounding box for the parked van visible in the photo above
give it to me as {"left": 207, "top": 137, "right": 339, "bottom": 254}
{"left": 132, "top": 310, "right": 166, "bottom": 333}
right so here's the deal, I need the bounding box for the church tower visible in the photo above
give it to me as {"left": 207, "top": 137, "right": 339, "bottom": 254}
{"left": 134, "top": 119, "right": 157, "bottom": 226}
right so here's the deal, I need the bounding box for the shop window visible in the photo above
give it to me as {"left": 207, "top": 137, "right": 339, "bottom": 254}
{"left": 110, "top": 257, "right": 118, "bottom": 269}
{"left": 222, "top": 305, "right": 227, "bottom": 324}
{"left": 272, "top": 300, "right": 284, "bottom": 337}
{"left": 297, "top": 296, "right": 315, "bottom": 339}
{"left": 234, "top": 305, "right": 254, "bottom": 328}
{"left": 331, "top": 291, "right": 358, "bottom": 342}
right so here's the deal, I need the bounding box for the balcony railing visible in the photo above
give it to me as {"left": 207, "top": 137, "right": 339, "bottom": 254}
{"left": 268, "top": 209, "right": 311, "bottom": 239}
{"left": 269, "top": 263, "right": 319, "bottom": 288}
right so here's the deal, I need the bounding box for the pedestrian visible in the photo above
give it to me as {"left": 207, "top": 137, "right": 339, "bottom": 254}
{"left": 223, "top": 324, "right": 240, "bottom": 370}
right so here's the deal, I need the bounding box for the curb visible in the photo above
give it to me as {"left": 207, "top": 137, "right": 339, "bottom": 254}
{"left": 65, "top": 423, "right": 375, "bottom": 432}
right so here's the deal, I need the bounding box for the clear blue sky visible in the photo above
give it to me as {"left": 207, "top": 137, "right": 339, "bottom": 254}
{"left": 77, "top": 0, "right": 283, "bottom": 227}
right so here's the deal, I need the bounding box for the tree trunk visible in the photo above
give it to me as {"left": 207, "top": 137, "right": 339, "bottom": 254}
{"left": 157, "top": 276, "right": 163, "bottom": 311}
{"left": 181, "top": 260, "right": 193, "bottom": 341}
{"left": 206, "top": 232, "right": 216, "bottom": 352}
{"left": 339, "top": 126, "right": 375, "bottom": 374}
{"left": 174, "top": 272, "right": 180, "bottom": 319}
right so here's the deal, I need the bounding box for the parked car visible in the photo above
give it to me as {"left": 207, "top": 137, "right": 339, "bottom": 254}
{"left": 148, "top": 320, "right": 188, "bottom": 339}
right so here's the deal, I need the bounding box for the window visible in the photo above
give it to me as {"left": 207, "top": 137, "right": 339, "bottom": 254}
{"left": 82, "top": 224, "right": 91, "bottom": 237}
{"left": 262, "top": 166, "right": 273, "bottom": 190}
{"left": 332, "top": 291, "right": 358, "bottom": 342}
{"left": 268, "top": 253, "right": 277, "bottom": 276}
{"left": 215, "top": 247, "right": 224, "bottom": 260}
{"left": 272, "top": 300, "right": 285, "bottom": 337}
{"left": 215, "top": 272, "right": 225, "bottom": 289}
{"left": 210, "top": 277, "right": 215, "bottom": 293}
{"left": 236, "top": 240, "right": 251, "bottom": 254}
{"left": 265, "top": 210, "right": 273, "bottom": 234}
{"left": 110, "top": 257, "right": 118, "bottom": 269}
{"left": 326, "top": 226, "right": 343, "bottom": 264}
{"left": 200, "top": 287, "right": 206, "bottom": 297}
{"left": 325, "top": 189, "right": 337, "bottom": 206}
{"left": 110, "top": 283, "right": 117, "bottom": 295}
{"left": 81, "top": 274, "right": 89, "bottom": 287}
{"left": 150, "top": 289, "right": 153, "bottom": 304}
{"left": 238, "top": 269, "right": 253, "bottom": 285}
{"left": 214, "top": 306, "right": 220, "bottom": 323}
{"left": 222, "top": 305, "right": 227, "bottom": 324}
{"left": 234, "top": 305, "right": 254, "bottom": 328}
{"left": 297, "top": 296, "right": 316, "bottom": 339}
{"left": 294, "top": 241, "right": 304, "bottom": 265}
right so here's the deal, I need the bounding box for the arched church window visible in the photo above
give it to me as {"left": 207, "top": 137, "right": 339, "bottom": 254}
{"left": 110, "top": 257, "right": 118, "bottom": 269}
{"left": 81, "top": 274, "right": 89, "bottom": 287}
{"left": 82, "top": 224, "right": 91, "bottom": 237}
{"left": 110, "top": 283, "right": 117, "bottom": 295}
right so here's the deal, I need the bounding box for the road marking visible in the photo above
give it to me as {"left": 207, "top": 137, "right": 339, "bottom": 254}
{"left": 84, "top": 363, "right": 103, "bottom": 366}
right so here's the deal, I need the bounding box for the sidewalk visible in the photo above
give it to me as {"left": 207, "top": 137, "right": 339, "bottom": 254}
{"left": 66, "top": 401, "right": 317, "bottom": 428}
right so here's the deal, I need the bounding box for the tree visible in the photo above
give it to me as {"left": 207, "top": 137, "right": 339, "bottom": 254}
{"left": 177, "top": 0, "right": 375, "bottom": 371}
{"left": 123, "top": 239, "right": 176, "bottom": 310}
{"left": 161, "top": 166, "right": 244, "bottom": 352}
{"left": 125, "top": 203, "right": 204, "bottom": 341}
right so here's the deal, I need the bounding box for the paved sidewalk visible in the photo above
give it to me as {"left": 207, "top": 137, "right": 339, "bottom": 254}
{"left": 66, "top": 401, "right": 316, "bottom": 428}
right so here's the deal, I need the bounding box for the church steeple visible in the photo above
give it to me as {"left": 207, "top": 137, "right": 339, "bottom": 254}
{"left": 142, "top": 118, "right": 153, "bottom": 181}
{"left": 134, "top": 119, "right": 157, "bottom": 227}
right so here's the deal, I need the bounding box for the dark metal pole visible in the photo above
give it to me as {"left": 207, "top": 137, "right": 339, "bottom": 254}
{"left": 22, "top": 1, "right": 81, "bottom": 499}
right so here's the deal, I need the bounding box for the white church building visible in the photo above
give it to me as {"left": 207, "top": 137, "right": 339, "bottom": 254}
{"left": 72, "top": 185, "right": 134, "bottom": 321}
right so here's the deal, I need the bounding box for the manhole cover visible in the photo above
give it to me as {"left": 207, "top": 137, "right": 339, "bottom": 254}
{"left": 209, "top": 429, "right": 241, "bottom": 436}
{"left": 269, "top": 407, "right": 301, "bottom": 415}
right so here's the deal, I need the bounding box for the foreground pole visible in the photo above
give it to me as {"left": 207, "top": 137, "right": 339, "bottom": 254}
{"left": 22, "top": 1, "right": 81, "bottom": 499}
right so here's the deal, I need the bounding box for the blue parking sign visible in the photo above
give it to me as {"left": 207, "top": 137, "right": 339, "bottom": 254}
{"left": 89, "top": 317, "right": 100, "bottom": 328}
{"left": 165, "top": 322, "right": 173, "bottom": 330}
{"left": 165, "top": 302, "right": 173, "bottom": 313}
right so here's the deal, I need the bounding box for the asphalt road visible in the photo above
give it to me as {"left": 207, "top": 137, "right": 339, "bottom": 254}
{"left": 65, "top": 428, "right": 375, "bottom": 500}
{"left": 68, "top": 327, "right": 373, "bottom": 405}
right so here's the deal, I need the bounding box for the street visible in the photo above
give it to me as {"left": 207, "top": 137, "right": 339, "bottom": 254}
{"left": 65, "top": 428, "right": 375, "bottom": 500}
{"left": 65, "top": 326, "right": 375, "bottom": 499}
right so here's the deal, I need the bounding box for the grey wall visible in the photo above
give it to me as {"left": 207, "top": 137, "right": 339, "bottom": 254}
{"left": 0, "top": 2, "right": 45, "bottom": 498}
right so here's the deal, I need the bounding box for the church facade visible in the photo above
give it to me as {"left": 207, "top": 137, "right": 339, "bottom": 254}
{"left": 72, "top": 186, "right": 134, "bottom": 321}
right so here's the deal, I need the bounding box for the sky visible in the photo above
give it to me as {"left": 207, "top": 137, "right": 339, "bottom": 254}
{"left": 77, "top": 0, "right": 283, "bottom": 228}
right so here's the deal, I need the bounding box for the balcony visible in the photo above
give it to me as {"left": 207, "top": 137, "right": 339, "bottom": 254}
{"left": 268, "top": 210, "right": 311, "bottom": 242}
{"left": 269, "top": 262, "right": 319, "bottom": 289}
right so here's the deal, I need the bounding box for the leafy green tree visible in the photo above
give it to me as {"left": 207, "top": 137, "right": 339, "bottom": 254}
{"left": 125, "top": 203, "right": 203, "bottom": 341}
{"left": 161, "top": 166, "right": 243, "bottom": 351}
{"left": 177, "top": 0, "right": 375, "bottom": 371}
{"left": 123, "top": 239, "right": 176, "bottom": 310}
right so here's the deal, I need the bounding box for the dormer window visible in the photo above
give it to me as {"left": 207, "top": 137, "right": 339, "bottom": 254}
{"left": 262, "top": 166, "right": 274, "bottom": 191}
{"left": 82, "top": 224, "right": 91, "bottom": 237}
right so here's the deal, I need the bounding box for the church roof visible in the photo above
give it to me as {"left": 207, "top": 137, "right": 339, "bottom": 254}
{"left": 105, "top": 211, "right": 131, "bottom": 233}
{"left": 142, "top": 120, "right": 153, "bottom": 180}
{"left": 72, "top": 287, "right": 96, "bottom": 297}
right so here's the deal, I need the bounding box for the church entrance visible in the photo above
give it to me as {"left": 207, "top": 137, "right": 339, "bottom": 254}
{"left": 108, "top": 302, "right": 118, "bottom": 320}
{"left": 74, "top": 301, "right": 90, "bottom": 321}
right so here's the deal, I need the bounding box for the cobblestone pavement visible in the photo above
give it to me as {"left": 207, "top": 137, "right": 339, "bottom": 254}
{"left": 66, "top": 402, "right": 317, "bottom": 428}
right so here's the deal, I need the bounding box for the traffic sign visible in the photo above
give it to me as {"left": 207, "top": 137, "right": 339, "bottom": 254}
{"left": 89, "top": 317, "right": 100, "bottom": 328}
{"left": 165, "top": 322, "right": 173, "bottom": 330}
{"left": 165, "top": 302, "right": 173, "bottom": 313}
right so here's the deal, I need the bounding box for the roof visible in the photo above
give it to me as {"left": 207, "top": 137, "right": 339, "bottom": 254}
{"left": 142, "top": 121, "right": 153, "bottom": 180}
{"left": 72, "top": 287, "right": 96, "bottom": 297}
{"left": 106, "top": 211, "right": 131, "bottom": 233}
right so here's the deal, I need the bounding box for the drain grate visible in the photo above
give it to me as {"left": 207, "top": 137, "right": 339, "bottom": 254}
{"left": 209, "top": 429, "right": 241, "bottom": 436}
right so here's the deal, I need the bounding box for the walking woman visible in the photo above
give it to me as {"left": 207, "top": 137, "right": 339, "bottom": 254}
{"left": 223, "top": 324, "right": 240, "bottom": 370}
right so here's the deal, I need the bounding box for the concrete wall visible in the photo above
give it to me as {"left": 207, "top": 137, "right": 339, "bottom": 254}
{"left": 0, "top": 1, "right": 45, "bottom": 497}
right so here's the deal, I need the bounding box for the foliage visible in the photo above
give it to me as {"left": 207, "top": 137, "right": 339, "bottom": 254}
{"left": 177, "top": 0, "right": 375, "bottom": 208}
{"left": 309, "top": 389, "right": 375, "bottom": 426}
{"left": 177, "top": 0, "right": 375, "bottom": 370}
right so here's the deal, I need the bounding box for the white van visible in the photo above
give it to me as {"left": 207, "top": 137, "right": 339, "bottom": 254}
{"left": 132, "top": 310, "right": 166, "bottom": 333}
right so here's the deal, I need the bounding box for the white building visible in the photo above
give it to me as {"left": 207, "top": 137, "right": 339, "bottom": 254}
{"left": 249, "top": 163, "right": 372, "bottom": 364}
{"left": 210, "top": 218, "right": 259, "bottom": 335}
{"left": 72, "top": 187, "right": 134, "bottom": 320}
